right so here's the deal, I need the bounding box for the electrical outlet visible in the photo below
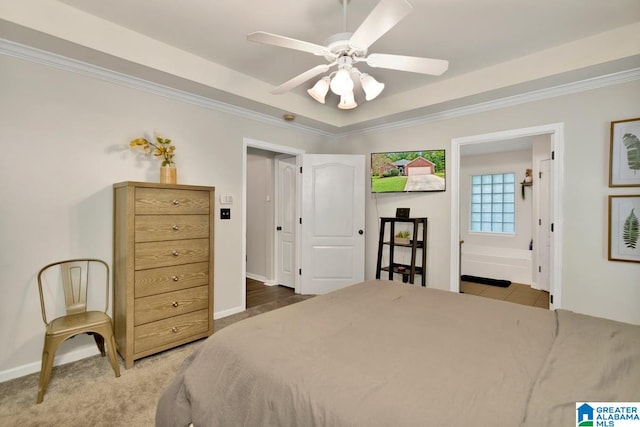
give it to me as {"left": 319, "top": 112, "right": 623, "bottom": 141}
{"left": 220, "top": 208, "right": 231, "bottom": 220}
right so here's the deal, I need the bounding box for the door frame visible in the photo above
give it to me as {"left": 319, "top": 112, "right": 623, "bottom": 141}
{"left": 535, "top": 157, "right": 552, "bottom": 292}
{"left": 449, "top": 123, "right": 564, "bottom": 309}
{"left": 242, "top": 138, "right": 304, "bottom": 310}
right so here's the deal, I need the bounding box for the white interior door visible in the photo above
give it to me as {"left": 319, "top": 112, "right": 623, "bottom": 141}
{"left": 276, "top": 157, "right": 296, "bottom": 288}
{"left": 536, "top": 158, "right": 551, "bottom": 292}
{"left": 301, "top": 154, "right": 365, "bottom": 294}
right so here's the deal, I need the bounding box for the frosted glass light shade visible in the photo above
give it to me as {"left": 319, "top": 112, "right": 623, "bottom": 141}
{"left": 330, "top": 69, "right": 354, "bottom": 96}
{"left": 360, "top": 73, "right": 385, "bottom": 101}
{"left": 307, "top": 77, "right": 330, "bottom": 104}
{"left": 338, "top": 90, "right": 357, "bottom": 109}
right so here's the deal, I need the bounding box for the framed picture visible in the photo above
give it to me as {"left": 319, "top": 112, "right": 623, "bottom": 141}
{"left": 609, "top": 117, "right": 640, "bottom": 187}
{"left": 608, "top": 195, "right": 640, "bottom": 263}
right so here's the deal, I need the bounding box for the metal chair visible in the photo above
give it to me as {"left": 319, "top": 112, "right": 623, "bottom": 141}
{"left": 36, "top": 258, "right": 120, "bottom": 403}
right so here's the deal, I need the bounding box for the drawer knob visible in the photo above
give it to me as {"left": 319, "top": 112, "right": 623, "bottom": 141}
{"left": 171, "top": 326, "right": 179, "bottom": 333}
{"left": 172, "top": 224, "right": 180, "bottom": 231}
{"left": 171, "top": 275, "right": 179, "bottom": 281}
{"left": 172, "top": 250, "right": 179, "bottom": 257}
{"left": 172, "top": 199, "right": 180, "bottom": 206}
{"left": 172, "top": 301, "right": 179, "bottom": 308}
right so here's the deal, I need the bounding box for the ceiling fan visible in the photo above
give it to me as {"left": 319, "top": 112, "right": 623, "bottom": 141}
{"left": 247, "top": 0, "right": 449, "bottom": 109}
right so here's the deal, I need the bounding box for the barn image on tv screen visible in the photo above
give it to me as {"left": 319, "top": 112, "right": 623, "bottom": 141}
{"left": 371, "top": 150, "right": 445, "bottom": 193}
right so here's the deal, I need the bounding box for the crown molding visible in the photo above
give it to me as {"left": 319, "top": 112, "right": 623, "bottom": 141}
{"left": 2, "top": 38, "right": 638, "bottom": 138}
{"left": 0, "top": 38, "right": 336, "bottom": 139}
{"left": 339, "top": 67, "right": 640, "bottom": 137}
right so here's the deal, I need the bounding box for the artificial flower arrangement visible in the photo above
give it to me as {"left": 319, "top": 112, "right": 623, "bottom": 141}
{"left": 395, "top": 230, "right": 410, "bottom": 239}
{"left": 394, "top": 230, "right": 411, "bottom": 244}
{"left": 129, "top": 133, "right": 176, "bottom": 166}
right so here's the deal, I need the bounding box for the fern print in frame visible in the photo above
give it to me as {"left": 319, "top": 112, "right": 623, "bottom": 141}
{"left": 609, "top": 195, "right": 640, "bottom": 263}
{"left": 610, "top": 117, "right": 640, "bottom": 187}
{"left": 623, "top": 133, "right": 640, "bottom": 175}
{"left": 623, "top": 208, "right": 638, "bottom": 249}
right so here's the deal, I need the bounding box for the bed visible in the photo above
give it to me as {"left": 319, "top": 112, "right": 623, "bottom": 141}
{"left": 156, "top": 280, "right": 640, "bottom": 426}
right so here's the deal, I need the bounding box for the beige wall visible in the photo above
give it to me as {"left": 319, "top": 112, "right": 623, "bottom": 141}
{"left": 333, "top": 79, "right": 640, "bottom": 326}
{"left": 0, "top": 54, "right": 328, "bottom": 379}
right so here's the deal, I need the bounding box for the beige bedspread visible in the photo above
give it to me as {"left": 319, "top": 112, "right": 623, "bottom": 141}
{"left": 156, "top": 280, "right": 640, "bottom": 426}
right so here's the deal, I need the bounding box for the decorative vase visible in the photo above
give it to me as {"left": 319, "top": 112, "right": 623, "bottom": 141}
{"left": 160, "top": 166, "right": 177, "bottom": 184}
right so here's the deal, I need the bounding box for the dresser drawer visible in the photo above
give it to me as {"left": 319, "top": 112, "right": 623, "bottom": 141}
{"left": 135, "top": 188, "right": 210, "bottom": 215}
{"left": 135, "top": 262, "right": 209, "bottom": 298}
{"left": 135, "top": 214, "right": 209, "bottom": 242}
{"left": 135, "top": 238, "right": 209, "bottom": 270}
{"left": 134, "top": 285, "right": 208, "bottom": 325}
{"left": 134, "top": 309, "right": 209, "bottom": 354}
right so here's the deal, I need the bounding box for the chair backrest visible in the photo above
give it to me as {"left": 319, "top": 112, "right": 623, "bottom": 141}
{"left": 37, "top": 258, "right": 110, "bottom": 325}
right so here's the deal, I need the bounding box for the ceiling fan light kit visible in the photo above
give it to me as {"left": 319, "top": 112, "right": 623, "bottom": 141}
{"left": 247, "top": 0, "right": 448, "bottom": 110}
{"left": 307, "top": 76, "right": 331, "bottom": 104}
{"left": 338, "top": 90, "right": 358, "bottom": 110}
{"left": 329, "top": 68, "right": 354, "bottom": 96}
{"left": 360, "top": 73, "right": 385, "bottom": 101}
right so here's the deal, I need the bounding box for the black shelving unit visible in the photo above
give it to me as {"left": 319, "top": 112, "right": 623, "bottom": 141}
{"left": 375, "top": 217, "right": 428, "bottom": 286}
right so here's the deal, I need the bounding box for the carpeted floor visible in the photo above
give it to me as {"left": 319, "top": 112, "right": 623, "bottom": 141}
{"left": 0, "top": 294, "right": 312, "bottom": 427}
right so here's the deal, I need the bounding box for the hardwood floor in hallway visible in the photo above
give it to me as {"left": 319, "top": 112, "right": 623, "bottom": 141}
{"left": 246, "top": 278, "right": 549, "bottom": 310}
{"left": 460, "top": 281, "right": 549, "bottom": 309}
{"left": 246, "top": 277, "right": 295, "bottom": 309}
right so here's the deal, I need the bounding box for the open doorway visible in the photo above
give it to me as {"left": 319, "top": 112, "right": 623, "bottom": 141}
{"left": 449, "top": 124, "right": 564, "bottom": 310}
{"left": 243, "top": 138, "right": 304, "bottom": 311}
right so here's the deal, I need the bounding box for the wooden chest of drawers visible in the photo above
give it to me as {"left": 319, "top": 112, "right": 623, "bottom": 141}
{"left": 113, "top": 182, "right": 214, "bottom": 368}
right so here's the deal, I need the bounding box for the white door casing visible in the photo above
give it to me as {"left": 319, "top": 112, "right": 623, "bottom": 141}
{"left": 301, "top": 154, "right": 366, "bottom": 295}
{"left": 275, "top": 156, "right": 296, "bottom": 288}
{"left": 243, "top": 138, "right": 304, "bottom": 312}
{"left": 536, "top": 158, "right": 551, "bottom": 292}
{"left": 450, "top": 123, "right": 563, "bottom": 310}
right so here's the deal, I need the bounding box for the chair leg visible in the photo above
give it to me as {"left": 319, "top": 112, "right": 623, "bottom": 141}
{"left": 95, "top": 323, "right": 121, "bottom": 377}
{"left": 91, "top": 332, "right": 106, "bottom": 357}
{"left": 37, "top": 338, "right": 58, "bottom": 404}
{"left": 105, "top": 331, "right": 121, "bottom": 378}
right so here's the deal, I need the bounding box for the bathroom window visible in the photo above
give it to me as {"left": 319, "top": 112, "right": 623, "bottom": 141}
{"left": 470, "top": 173, "right": 516, "bottom": 233}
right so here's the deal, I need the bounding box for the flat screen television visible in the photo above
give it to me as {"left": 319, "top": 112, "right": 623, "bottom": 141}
{"left": 371, "top": 149, "right": 445, "bottom": 193}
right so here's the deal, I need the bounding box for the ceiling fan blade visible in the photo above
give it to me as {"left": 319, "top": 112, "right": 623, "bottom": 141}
{"left": 365, "top": 53, "right": 449, "bottom": 76}
{"left": 247, "top": 31, "right": 333, "bottom": 58}
{"left": 271, "top": 64, "right": 333, "bottom": 94}
{"left": 349, "top": 0, "right": 413, "bottom": 51}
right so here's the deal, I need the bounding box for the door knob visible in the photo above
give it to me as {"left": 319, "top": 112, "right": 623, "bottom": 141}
{"left": 358, "top": 229, "right": 364, "bottom": 235}
{"left": 276, "top": 226, "right": 282, "bottom": 231}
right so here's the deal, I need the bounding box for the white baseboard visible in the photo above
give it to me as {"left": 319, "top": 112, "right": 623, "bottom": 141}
{"left": 1, "top": 308, "right": 248, "bottom": 383}
{"left": 213, "top": 306, "right": 244, "bottom": 320}
{"left": 246, "top": 272, "right": 279, "bottom": 286}
{"left": 0, "top": 345, "right": 100, "bottom": 383}
{"left": 246, "top": 272, "right": 268, "bottom": 282}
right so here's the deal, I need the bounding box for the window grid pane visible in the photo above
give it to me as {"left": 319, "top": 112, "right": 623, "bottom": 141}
{"left": 470, "top": 173, "right": 515, "bottom": 234}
